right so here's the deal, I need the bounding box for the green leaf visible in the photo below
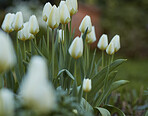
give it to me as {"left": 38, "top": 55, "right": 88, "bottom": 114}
{"left": 145, "top": 110, "right": 148, "bottom": 116}
{"left": 95, "top": 107, "right": 111, "bottom": 116}
{"left": 57, "top": 69, "right": 75, "bottom": 80}
{"left": 80, "top": 98, "right": 93, "bottom": 112}
{"left": 104, "top": 105, "right": 126, "bottom": 116}
{"left": 110, "top": 80, "right": 129, "bottom": 92}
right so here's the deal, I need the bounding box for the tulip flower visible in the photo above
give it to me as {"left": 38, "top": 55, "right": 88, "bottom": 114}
{"left": 19, "top": 56, "right": 56, "bottom": 114}
{"left": 29, "top": 15, "right": 39, "bottom": 35}
{"left": 12, "top": 11, "right": 23, "bottom": 31}
{"left": 58, "top": 29, "right": 64, "bottom": 43}
{"left": 59, "top": 1, "right": 70, "bottom": 24}
{"left": 1, "top": 13, "right": 15, "bottom": 33}
{"left": 66, "top": 0, "right": 78, "bottom": 16}
{"left": 79, "top": 15, "right": 92, "bottom": 33}
{"left": 83, "top": 78, "right": 91, "bottom": 92}
{"left": 18, "top": 22, "right": 34, "bottom": 41}
{"left": 42, "top": 2, "right": 52, "bottom": 22}
{"left": 47, "top": 5, "right": 60, "bottom": 29}
{"left": 69, "top": 36, "right": 83, "bottom": 59}
{"left": 110, "top": 35, "right": 120, "bottom": 52}
{"left": 0, "top": 30, "right": 16, "bottom": 73}
{"left": 0, "top": 88, "right": 14, "bottom": 116}
{"left": 86, "top": 26, "right": 96, "bottom": 44}
{"left": 97, "top": 34, "right": 108, "bottom": 50}
{"left": 106, "top": 42, "right": 115, "bottom": 55}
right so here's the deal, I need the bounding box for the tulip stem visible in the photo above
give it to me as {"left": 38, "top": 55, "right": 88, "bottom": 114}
{"left": 29, "top": 40, "right": 32, "bottom": 53}
{"left": 102, "top": 50, "right": 104, "bottom": 68}
{"left": 52, "top": 29, "right": 55, "bottom": 78}
{"left": 16, "top": 32, "right": 19, "bottom": 55}
{"left": 74, "top": 60, "right": 77, "bottom": 79}
{"left": 62, "top": 24, "right": 65, "bottom": 61}
{"left": 85, "top": 93, "right": 88, "bottom": 110}
{"left": 70, "top": 16, "right": 72, "bottom": 41}
{"left": 111, "top": 54, "right": 114, "bottom": 63}
{"left": 47, "top": 26, "right": 49, "bottom": 58}
{"left": 23, "top": 41, "right": 26, "bottom": 60}
{"left": 0, "top": 73, "right": 4, "bottom": 89}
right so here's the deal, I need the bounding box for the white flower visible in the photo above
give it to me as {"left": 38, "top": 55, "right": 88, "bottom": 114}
{"left": 12, "top": 11, "right": 23, "bottom": 31}
{"left": 29, "top": 15, "right": 39, "bottom": 35}
{"left": 106, "top": 42, "right": 115, "bottom": 55}
{"left": 0, "top": 30, "right": 16, "bottom": 73}
{"left": 66, "top": 0, "right": 78, "bottom": 16}
{"left": 83, "top": 78, "right": 91, "bottom": 92}
{"left": 79, "top": 15, "right": 92, "bottom": 33}
{"left": 0, "top": 88, "right": 14, "bottom": 116}
{"left": 58, "top": 29, "right": 64, "bottom": 43}
{"left": 97, "top": 34, "right": 108, "bottom": 50}
{"left": 110, "top": 35, "right": 120, "bottom": 52}
{"left": 47, "top": 5, "right": 60, "bottom": 29}
{"left": 18, "top": 22, "right": 34, "bottom": 41}
{"left": 19, "top": 56, "right": 56, "bottom": 114}
{"left": 86, "top": 26, "right": 96, "bottom": 44}
{"left": 42, "top": 2, "right": 52, "bottom": 22}
{"left": 1, "top": 13, "right": 15, "bottom": 33}
{"left": 59, "top": 1, "right": 70, "bottom": 24}
{"left": 69, "top": 36, "right": 83, "bottom": 59}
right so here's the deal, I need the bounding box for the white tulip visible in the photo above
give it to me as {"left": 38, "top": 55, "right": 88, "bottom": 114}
{"left": 83, "top": 78, "right": 91, "bottom": 92}
{"left": 110, "top": 35, "right": 120, "bottom": 52}
{"left": 0, "top": 30, "right": 16, "bottom": 73}
{"left": 42, "top": 2, "right": 52, "bottom": 22}
{"left": 47, "top": 5, "right": 60, "bottom": 29}
{"left": 106, "top": 42, "right": 115, "bottom": 55}
{"left": 79, "top": 15, "right": 92, "bottom": 33}
{"left": 59, "top": 1, "right": 70, "bottom": 24}
{"left": 19, "top": 56, "right": 56, "bottom": 114}
{"left": 97, "top": 34, "right": 108, "bottom": 50}
{"left": 58, "top": 29, "right": 64, "bottom": 43}
{"left": 18, "top": 22, "right": 34, "bottom": 41}
{"left": 12, "top": 11, "right": 23, "bottom": 31}
{"left": 66, "top": 0, "right": 78, "bottom": 16}
{"left": 0, "top": 88, "right": 14, "bottom": 116}
{"left": 29, "top": 15, "right": 39, "bottom": 35}
{"left": 86, "top": 26, "right": 96, "bottom": 44}
{"left": 69, "top": 36, "right": 83, "bottom": 59}
{"left": 1, "top": 13, "right": 15, "bottom": 33}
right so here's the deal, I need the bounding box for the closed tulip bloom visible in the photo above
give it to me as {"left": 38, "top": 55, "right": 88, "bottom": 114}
{"left": 20, "top": 56, "right": 56, "bottom": 114}
{"left": 0, "top": 30, "right": 16, "bottom": 73}
{"left": 86, "top": 26, "right": 96, "bottom": 44}
{"left": 66, "top": 0, "right": 78, "bottom": 16}
{"left": 58, "top": 29, "right": 64, "bottom": 43}
{"left": 47, "top": 5, "right": 60, "bottom": 29}
{"left": 59, "top": 1, "right": 70, "bottom": 24}
{"left": 106, "top": 42, "right": 115, "bottom": 55}
{"left": 1, "top": 13, "right": 15, "bottom": 33}
{"left": 83, "top": 78, "right": 91, "bottom": 92}
{"left": 69, "top": 36, "right": 83, "bottom": 59}
{"left": 0, "top": 89, "right": 14, "bottom": 116}
{"left": 97, "top": 34, "right": 108, "bottom": 50}
{"left": 42, "top": 2, "right": 52, "bottom": 22}
{"left": 79, "top": 15, "right": 92, "bottom": 33}
{"left": 29, "top": 15, "right": 39, "bottom": 35}
{"left": 12, "top": 12, "right": 23, "bottom": 31}
{"left": 110, "top": 35, "right": 120, "bottom": 52}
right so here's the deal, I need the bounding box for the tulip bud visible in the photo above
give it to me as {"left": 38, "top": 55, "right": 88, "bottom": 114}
{"left": 47, "top": 5, "right": 60, "bottom": 29}
{"left": 59, "top": 1, "right": 70, "bottom": 24}
{"left": 19, "top": 56, "right": 56, "bottom": 114}
{"left": 58, "top": 29, "right": 64, "bottom": 43}
{"left": 83, "top": 78, "right": 91, "bottom": 92}
{"left": 1, "top": 13, "right": 15, "bottom": 33}
{"left": 66, "top": 0, "right": 78, "bottom": 16}
{"left": 12, "top": 12, "right": 23, "bottom": 31}
{"left": 0, "top": 30, "right": 16, "bottom": 73}
{"left": 97, "top": 34, "right": 108, "bottom": 50}
{"left": 0, "top": 88, "right": 14, "bottom": 116}
{"left": 69, "top": 36, "right": 83, "bottom": 59}
{"left": 29, "top": 15, "right": 39, "bottom": 35}
{"left": 86, "top": 26, "right": 96, "bottom": 44}
{"left": 79, "top": 15, "right": 92, "bottom": 33}
{"left": 18, "top": 22, "right": 34, "bottom": 41}
{"left": 110, "top": 35, "right": 120, "bottom": 52}
{"left": 106, "top": 42, "right": 115, "bottom": 55}
{"left": 42, "top": 2, "right": 52, "bottom": 22}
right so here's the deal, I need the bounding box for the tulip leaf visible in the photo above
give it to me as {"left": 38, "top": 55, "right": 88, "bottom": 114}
{"left": 57, "top": 69, "right": 75, "bottom": 80}
{"left": 80, "top": 98, "right": 93, "bottom": 112}
{"left": 95, "top": 107, "right": 111, "bottom": 116}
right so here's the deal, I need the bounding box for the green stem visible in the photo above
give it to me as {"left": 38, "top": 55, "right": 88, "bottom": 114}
{"left": 70, "top": 16, "right": 72, "bottom": 41}
{"left": 47, "top": 26, "right": 49, "bottom": 57}
{"left": 74, "top": 60, "right": 77, "bottom": 79}
{"left": 111, "top": 54, "right": 114, "bottom": 63}
{"left": 24, "top": 41, "right": 26, "bottom": 60}
{"left": 16, "top": 32, "right": 19, "bottom": 55}
{"left": 29, "top": 40, "right": 32, "bottom": 53}
{"left": 85, "top": 93, "right": 88, "bottom": 110}
{"left": 102, "top": 50, "right": 104, "bottom": 68}
{"left": 0, "top": 73, "right": 4, "bottom": 89}
{"left": 52, "top": 29, "right": 55, "bottom": 78}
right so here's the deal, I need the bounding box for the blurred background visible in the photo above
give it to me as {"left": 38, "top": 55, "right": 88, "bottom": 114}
{"left": 0, "top": 0, "right": 148, "bottom": 115}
